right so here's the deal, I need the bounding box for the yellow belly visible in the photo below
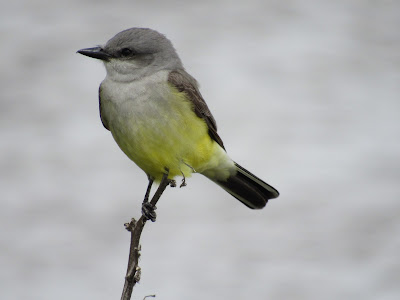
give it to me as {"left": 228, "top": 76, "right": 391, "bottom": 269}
{"left": 109, "top": 86, "right": 216, "bottom": 181}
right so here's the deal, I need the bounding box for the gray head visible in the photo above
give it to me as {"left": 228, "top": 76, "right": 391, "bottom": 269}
{"left": 78, "top": 28, "right": 183, "bottom": 81}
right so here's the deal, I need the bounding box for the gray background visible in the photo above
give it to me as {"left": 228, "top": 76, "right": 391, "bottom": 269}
{"left": 1, "top": 1, "right": 399, "bottom": 299}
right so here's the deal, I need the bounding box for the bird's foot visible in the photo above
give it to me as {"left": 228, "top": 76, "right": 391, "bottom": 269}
{"left": 142, "top": 202, "right": 157, "bottom": 222}
{"left": 169, "top": 180, "right": 177, "bottom": 187}
{"left": 180, "top": 177, "right": 187, "bottom": 188}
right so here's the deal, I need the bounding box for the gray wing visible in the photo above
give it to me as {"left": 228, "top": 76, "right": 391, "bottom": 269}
{"left": 98, "top": 84, "right": 110, "bottom": 131}
{"left": 168, "top": 69, "right": 225, "bottom": 150}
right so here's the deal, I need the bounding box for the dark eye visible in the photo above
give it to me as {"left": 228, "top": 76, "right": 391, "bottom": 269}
{"left": 120, "top": 48, "right": 133, "bottom": 57}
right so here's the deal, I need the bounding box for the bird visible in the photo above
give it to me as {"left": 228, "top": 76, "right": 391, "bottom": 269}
{"left": 77, "top": 28, "right": 279, "bottom": 220}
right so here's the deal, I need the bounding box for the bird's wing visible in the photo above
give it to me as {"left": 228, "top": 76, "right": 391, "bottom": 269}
{"left": 98, "top": 83, "right": 110, "bottom": 131}
{"left": 168, "top": 69, "right": 225, "bottom": 150}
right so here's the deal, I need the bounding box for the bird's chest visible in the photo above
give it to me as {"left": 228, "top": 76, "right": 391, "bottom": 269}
{"left": 100, "top": 74, "right": 177, "bottom": 132}
{"left": 99, "top": 74, "right": 200, "bottom": 152}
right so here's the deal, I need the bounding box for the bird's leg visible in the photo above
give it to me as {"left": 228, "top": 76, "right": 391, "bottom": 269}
{"left": 183, "top": 162, "right": 196, "bottom": 173}
{"left": 141, "top": 170, "right": 171, "bottom": 222}
{"left": 141, "top": 177, "right": 155, "bottom": 221}
{"left": 180, "top": 171, "right": 187, "bottom": 188}
{"left": 179, "top": 161, "right": 195, "bottom": 188}
{"left": 143, "top": 176, "right": 154, "bottom": 203}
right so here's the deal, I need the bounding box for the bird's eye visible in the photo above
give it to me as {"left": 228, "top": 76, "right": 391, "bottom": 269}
{"left": 120, "top": 48, "right": 133, "bottom": 57}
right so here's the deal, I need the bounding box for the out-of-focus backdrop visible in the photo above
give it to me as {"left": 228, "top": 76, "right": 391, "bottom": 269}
{"left": 1, "top": 1, "right": 399, "bottom": 299}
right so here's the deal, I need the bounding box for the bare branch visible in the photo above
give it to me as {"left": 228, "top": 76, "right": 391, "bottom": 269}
{"left": 120, "top": 172, "right": 171, "bottom": 300}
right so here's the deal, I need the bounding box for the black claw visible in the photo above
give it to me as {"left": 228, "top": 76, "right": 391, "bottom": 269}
{"left": 142, "top": 202, "right": 157, "bottom": 222}
{"left": 170, "top": 180, "right": 177, "bottom": 187}
{"left": 180, "top": 178, "right": 187, "bottom": 188}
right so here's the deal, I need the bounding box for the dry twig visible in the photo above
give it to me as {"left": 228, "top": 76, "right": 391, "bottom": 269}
{"left": 120, "top": 172, "right": 171, "bottom": 300}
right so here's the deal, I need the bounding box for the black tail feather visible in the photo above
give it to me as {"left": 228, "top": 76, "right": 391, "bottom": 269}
{"left": 212, "top": 163, "right": 279, "bottom": 209}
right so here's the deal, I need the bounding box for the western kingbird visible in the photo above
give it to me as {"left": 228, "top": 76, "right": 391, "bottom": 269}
{"left": 78, "top": 28, "right": 279, "bottom": 218}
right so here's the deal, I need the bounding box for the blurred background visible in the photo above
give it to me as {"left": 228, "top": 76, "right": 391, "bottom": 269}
{"left": 1, "top": 1, "right": 399, "bottom": 299}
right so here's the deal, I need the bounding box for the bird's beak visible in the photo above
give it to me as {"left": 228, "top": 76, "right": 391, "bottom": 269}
{"left": 77, "top": 46, "right": 111, "bottom": 61}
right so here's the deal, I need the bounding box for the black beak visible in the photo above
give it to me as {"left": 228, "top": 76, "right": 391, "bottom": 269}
{"left": 77, "top": 46, "right": 111, "bottom": 61}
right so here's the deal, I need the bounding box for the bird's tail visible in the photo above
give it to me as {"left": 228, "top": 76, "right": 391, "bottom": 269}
{"left": 210, "top": 162, "right": 279, "bottom": 209}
